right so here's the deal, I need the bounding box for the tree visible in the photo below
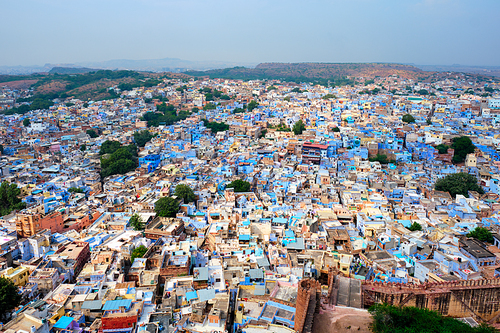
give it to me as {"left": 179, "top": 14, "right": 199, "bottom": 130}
{"left": 129, "top": 213, "right": 144, "bottom": 231}
{"left": 402, "top": 114, "right": 415, "bottom": 123}
{"left": 174, "top": 184, "right": 196, "bottom": 203}
{"left": 0, "top": 144, "right": 4, "bottom": 154}
{"left": 369, "top": 303, "right": 497, "bottom": 333}
{"left": 283, "top": 96, "right": 291, "bottom": 102}
{"left": 99, "top": 140, "right": 122, "bottom": 155}
{"left": 0, "top": 182, "right": 26, "bottom": 217}
{"left": 293, "top": 119, "right": 306, "bottom": 135}
{"left": 468, "top": 227, "right": 493, "bottom": 243}
{"left": 435, "top": 172, "right": 484, "bottom": 198}
{"left": 409, "top": 222, "right": 422, "bottom": 231}
{"left": 435, "top": 144, "right": 449, "bottom": 154}
{"left": 203, "top": 103, "right": 216, "bottom": 111}
{"left": 23, "top": 118, "right": 30, "bottom": 127}
{"left": 322, "top": 94, "right": 336, "bottom": 99}
{"left": 247, "top": 100, "right": 259, "bottom": 111}
{"left": 131, "top": 245, "right": 148, "bottom": 262}
{"left": 451, "top": 136, "right": 475, "bottom": 164}
{"left": 155, "top": 197, "right": 180, "bottom": 217}
{"left": 83, "top": 102, "right": 89, "bottom": 108}
{"left": 100, "top": 144, "right": 138, "bottom": 179}
{"left": 369, "top": 154, "right": 395, "bottom": 164}
{"left": 68, "top": 187, "right": 84, "bottom": 193}
{"left": 133, "top": 130, "right": 154, "bottom": 147}
{"left": 227, "top": 179, "right": 251, "bottom": 192}
{"left": 332, "top": 127, "right": 340, "bottom": 132}
{"left": 0, "top": 276, "right": 21, "bottom": 320}
{"left": 86, "top": 129, "right": 98, "bottom": 138}
{"left": 80, "top": 144, "right": 86, "bottom": 152}
{"left": 202, "top": 119, "right": 229, "bottom": 133}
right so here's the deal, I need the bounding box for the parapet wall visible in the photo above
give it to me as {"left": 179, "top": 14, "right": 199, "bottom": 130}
{"left": 294, "top": 279, "right": 321, "bottom": 333}
{"left": 362, "top": 278, "right": 500, "bottom": 323}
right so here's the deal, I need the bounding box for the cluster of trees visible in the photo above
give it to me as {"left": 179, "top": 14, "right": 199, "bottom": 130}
{"left": 131, "top": 245, "right": 148, "bottom": 262}
{"left": 203, "top": 119, "right": 229, "bottom": 133}
{"left": 68, "top": 187, "right": 84, "bottom": 193}
{"left": 86, "top": 129, "right": 99, "bottom": 138}
{"left": 141, "top": 102, "right": 192, "bottom": 127}
{"left": 247, "top": 100, "right": 259, "bottom": 111}
{"left": 402, "top": 114, "right": 416, "bottom": 123}
{"left": 0, "top": 277, "right": 21, "bottom": 320}
{"left": 436, "top": 144, "right": 449, "bottom": 154}
{"left": 174, "top": 184, "right": 196, "bottom": 203}
{"left": 99, "top": 141, "right": 138, "bottom": 179}
{"left": 369, "top": 154, "right": 395, "bottom": 165}
{"left": 293, "top": 119, "right": 306, "bottom": 135}
{"left": 233, "top": 107, "right": 246, "bottom": 114}
{"left": 129, "top": 213, "right": 144, "bottom": 231}
{"left": 322, "top": 94, "right": 336, "bottom": 100}
{"left": 155, "top": 197, "right": 180, "bottom": 217}
{"left": 409, "top": 222, "right": 422, "bottom": 231}
{"left": 133, "top": 130, "right": 154, "bottom": 147}
{"left": 435, "top": 172, "right": 484, "bottom": 198}
{"left": 451, "top": 136, "right": 475, "bottom": 164}
{"left": 23, "top": 118, "right": 30, "bottom": 127}
{"left": 468, "top": 227, "right": 493, "bottom": 243}
{"left": 203, "top": 103, "right": 217, "bottom": 111}
{"left": 268, "top": 123, "right": 290, "bottom": 132}
{"left": 4, "top": 93, "right": 56, "bottom": 115}
{"left": 369, "top": 303, "right": 497, "bottom": 333}
{"left": 227, "top": 179, "right": 251, "bottom": 192}
{"left": 0, "top": 182, "right": 26, "bottom": 216}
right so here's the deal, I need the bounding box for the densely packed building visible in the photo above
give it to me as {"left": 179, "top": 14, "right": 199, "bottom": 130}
{"left": 1, "top": 74, "right": 500, "bottom": 332}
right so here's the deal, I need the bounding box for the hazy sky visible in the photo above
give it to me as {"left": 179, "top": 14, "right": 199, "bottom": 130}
{"left": 2, "top": 0, "right": 500, "bottom": 67}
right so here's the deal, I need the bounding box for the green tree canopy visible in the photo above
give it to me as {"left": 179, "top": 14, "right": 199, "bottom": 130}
{"left": 451, "top": 136, "right": 475, "bottom": 164}
{"left": 402, "top": 114, "right": 416, "bottom": 123}
{"left": 86, "top": 129, "right": 98, "bottom": 138}
{"left": 0, "top": 182, "right": 26, "bottom": 217}
{"left": 100, "top": 144, "right": 138, "bottom": 179}
{"left": 99, "top": 140, "right": 122, "bottom": 155}
{"left": 467, "top": 227, "right": 493, "bottom": 243}
{"left": 23, "top": 118, "right": 30, "bottom": 127}
{"left": 133, "top": 130, "right": 154, "bottom": 147}
{"left": 202, "top": 119, "right": 229, "bottom": 133}
{"left": 0, "top": 145, "right": 3, "bottom": 154}
{"left": 203, "top": 103, "right": 216, "bottom": 111}
{"left": 435, "top": 172, "right": 484, "bottom": 198}
{"left": 80, "top": 144, "right": 86, "bottom": 152}
{"left": 131, "top": 245, "right": 148, "bottom": 262}
{"left": 247, "top": 100, "right": 259, "bottom": 111}
{"left": 129, "top": 213, "right": 144, "bottom": 231}
{"left": 369, "top": 154, "right": 395, "bottom": 165}
{"left": 227, "top": 179, "right": 251, "bottom": 192}
{"left": 409, "top": 222, "right": 422, "bottom": 231}
{"left": 435, "top": 144, "right": 449, "bottom": 154}
{"left": 174, "top": 184, "right": 196, "bottom": 203}
{"left": 369, "top": 303, "right": 497, "bottom": 333}
{"left": 332, "top": 127, "right": 340, "bottom": 132}
{"left": 68, "top": 187, "right": 84, "bottom": 193}
{"left": 293, "top": 119, "right": 306, "bottom": 135}
{"left": 0, "top": 276, "right": 22, "bottom": 320}
{"left": 155, "top": 197, "right": 180, "bottom": 217}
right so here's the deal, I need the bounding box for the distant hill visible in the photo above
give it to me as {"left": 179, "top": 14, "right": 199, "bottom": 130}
{"left": 414, "top": 64, "right": 500, "bottom": 78}
{"left": 77, "top": 57, "right": 256, "bottom": 73}
{"left": 185, "top": 62, "right": 426, "bottom": 83}
{"left": 49, "top": 67, "right": 99, "bottom": 74}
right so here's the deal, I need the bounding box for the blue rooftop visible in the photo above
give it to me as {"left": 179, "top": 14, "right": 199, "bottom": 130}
{"left": 102, "top": 299, "right": 132, "bottom": 311}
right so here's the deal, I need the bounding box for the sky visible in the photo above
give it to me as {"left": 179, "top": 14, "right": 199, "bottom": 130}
{"left": 2, "top": 0, "right": 500, "bottom": 67}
